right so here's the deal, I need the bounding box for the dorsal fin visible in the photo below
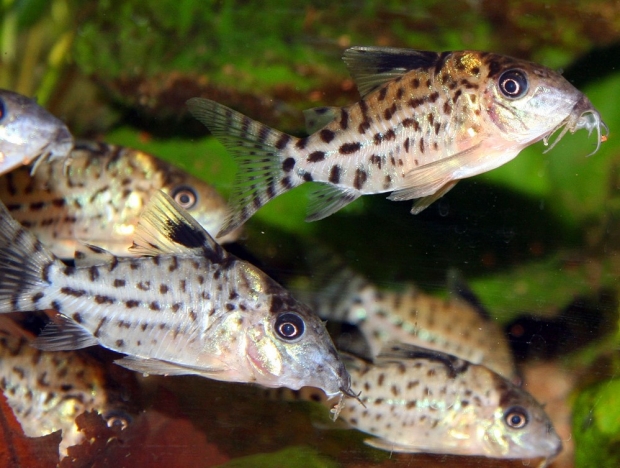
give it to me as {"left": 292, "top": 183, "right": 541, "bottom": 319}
{"left": 303, "top": 107, "right": 339, "bottom": 134}
{"left": 343, "top": 47, "right": 446, "bottom": 97}
{"left": 377, "top": 342, "right": 469, "bottom": 378}
{"left": 130, "top": 190, "right": 226, "bottom": 262}
{"left": 446, "top": 268, "right": 491, "bottom": 320}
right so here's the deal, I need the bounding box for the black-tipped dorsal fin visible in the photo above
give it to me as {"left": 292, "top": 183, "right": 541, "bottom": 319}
{"left": 377, "top": 342, "right": 469, "bottom": 378}
{"left": 130, "top": 190, "right": 226, "bottom": 261}
{"left": 446, "top": 268, "right": 491, "bottom": 320}
{"left": 343, "top": 47, "right": 444, "bottom": 97}
{"left": 303, "top": 107, "right": 339, "bottom": 134}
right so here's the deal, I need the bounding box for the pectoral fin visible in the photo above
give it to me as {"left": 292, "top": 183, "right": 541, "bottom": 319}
{"left": 388, "top": 143, "right": 485, "bottom": 203}
{"left": 115, "top": 355, "right": 225, "bottom": 377}
{"left": 364, "top": 437, "right": 423, "bottom": 453}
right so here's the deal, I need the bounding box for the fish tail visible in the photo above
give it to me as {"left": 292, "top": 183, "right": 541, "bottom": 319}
{"left": 187, "top": 98, "right": 301, "bottom": 236}
{"left": 0, "top": 201, "right": 57, "bottom": 312}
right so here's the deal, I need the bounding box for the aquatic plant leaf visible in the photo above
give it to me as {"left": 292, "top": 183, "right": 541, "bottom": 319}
{"left": 573, "top": 379, "right": 620, "bottom": 468}
{"left": 216, "top": 446, "right": 338, "bottom": 468}
{"left": 467, "top": 252, "right": 620, "bottom": 323}
{"left": 0, "top": 391, "right": 61, "bottom": 467}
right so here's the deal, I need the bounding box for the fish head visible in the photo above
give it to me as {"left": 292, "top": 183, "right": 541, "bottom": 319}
{"left": 0, "top": 89, "right": 73, "bottom": 171}
{"left": 244, "top": 288, "right": 352, "bottom": 399}
{"left": 160, "top": 169, "right": 242, "bottom": 243}
{"left": 474, "top": 53, "right": 607, "bottom": 153}
{"left": 481, "top": 373, "right": 562, "bottom": 460}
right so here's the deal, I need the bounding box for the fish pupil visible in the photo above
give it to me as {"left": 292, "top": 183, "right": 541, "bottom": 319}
{"left": 498, "top": 69, "right": 528, "bottom": 99}
{"left": 0, "top": 98, "right": 4, "bottom": 120}
{"left": 275, "top": 313, "right": 305, "bottom": 340}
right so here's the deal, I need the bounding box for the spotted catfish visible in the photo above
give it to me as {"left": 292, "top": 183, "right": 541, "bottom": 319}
{"left": 0, "top": 192, "right": 352, "bottom": 403}
{"left": 303, "top": 257, "right": 518, "bottom": 382}
{"left": 188, "top": 47, "right": 607, "bottom": 236}
{"left": 0, "top": 141, "right": 240, "bottom": 260}
{"left": 0, "top": 315, "right": 133, "bottom": 457}
{"left": 274, "top": 344, "right": 561, "bottom": 461}
{"left": 0, "top": 89, "right": 73, "bottom": 175}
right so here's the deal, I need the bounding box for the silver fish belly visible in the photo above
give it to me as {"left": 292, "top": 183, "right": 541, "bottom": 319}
{"left": 278, "top": 344, "right": 561, "bottom": 460}
{"left": 0, "top": 89, "right": 73, "bottom": 175}
{"left": 0, "top": 141, "right": 240, "bottom": 259}
{"left": 188, "top": 47, "right": 607, "bottom": 236}
{"left": 304, "top": 260, "right": 518, "bottom": 383}
{"left": 0, "top": 191, "right": 351, "bottom": 401}
{"left": 0, "top": 316, "right": 131, "bottom": 457}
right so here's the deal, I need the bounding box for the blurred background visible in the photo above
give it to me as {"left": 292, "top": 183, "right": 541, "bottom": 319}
{"left": 2, "top": 1, "right": 620, "bottom": 467}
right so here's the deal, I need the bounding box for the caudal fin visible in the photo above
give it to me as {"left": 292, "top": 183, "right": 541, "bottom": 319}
{"left": 187, "top": 98, "right": 300, "bottom": 236}
{"left": 0, "top": 201, "right": 57, "bottom": 312}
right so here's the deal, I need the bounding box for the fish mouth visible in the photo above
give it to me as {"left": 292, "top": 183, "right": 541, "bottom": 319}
{"left": 543, "top": 94, "right": 608, "bottom": 156}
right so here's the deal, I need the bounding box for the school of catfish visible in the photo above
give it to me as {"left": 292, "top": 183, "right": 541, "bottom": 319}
{"left": 0, "top": 44, "right": 608, "bottom": 464}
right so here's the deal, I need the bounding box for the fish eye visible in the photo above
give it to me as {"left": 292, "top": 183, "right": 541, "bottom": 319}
{"left": 103, "top": 410, "right": 132, "bottom": 430}
{"left": 504, "top": 406, "right": 529, "bottom": 429}
{"left": 498, "top": 69, "right": 528, "bottom": 99}
{"left": 275, "top": 313, "right": 305, "bottom": 341}
{"left": 0, "top": 98, "right": 4, "bottom": 121}
{"left": 171, "top": 186, "right": 198, "bottom": 209}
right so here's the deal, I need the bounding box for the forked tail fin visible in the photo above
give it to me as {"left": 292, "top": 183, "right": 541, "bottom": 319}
{"left": 0, "top": 201, "right": 57, "bottom": 313}
{"left": 187, "top": 98, "right": 301, "bottom": 236}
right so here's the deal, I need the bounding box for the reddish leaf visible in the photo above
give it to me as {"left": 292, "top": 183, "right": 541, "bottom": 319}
{"left": 0, "top": 391, "right": 61, "bottom": 468}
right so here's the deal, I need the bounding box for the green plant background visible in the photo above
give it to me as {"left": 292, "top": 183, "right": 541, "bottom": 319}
{"left": 2, "top": 1, "right": 620, "bottom": 466}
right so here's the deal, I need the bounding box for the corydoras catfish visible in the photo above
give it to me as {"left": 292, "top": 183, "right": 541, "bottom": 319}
{"left": 188, "top": 47, "right": 607, "bottom": 236}
{"left": 0, "top": 89, "right": 73, "bottom": 175}
{"left": 273, "top": 344, "right": 561, "bottom": 461}
{"left": 0, "top": 315, "right": 133, "bottom": 457}
{"left": 0, "top": 141, "right": 241, "bottom": 259}
{"left": 0, "top": 192, "right": 352, "bottom": 405}
{"left": 302, "top": 257, "right": 518, "bottom": 383}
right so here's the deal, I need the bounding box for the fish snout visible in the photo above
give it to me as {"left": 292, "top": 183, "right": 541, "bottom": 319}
{"left": 50, "top": 125, "right": 74, "bottom": 157}
{"left": 572, "top": 95, "right": 608, "bottom": 156}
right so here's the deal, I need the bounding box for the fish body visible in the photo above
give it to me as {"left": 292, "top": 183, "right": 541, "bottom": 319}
{"left": 0, "top": 141, "right": 240, "bottom": 259}
{"left": 305, "top": 262, "right": 518, "bottom": 382}
{"left": 0, "top": 89, "right": 73, "bottom": 175}
{"left": 277, "top": 344, "right": 561, "bottom": 460}
{"left": 0, "top": 316, "right": 131, "bottom": 457}
{"left": 188, "top": 47, "right": 607, "bottom": 236}
{"left": 0, "top": 192, "right": 351, "bottom": 400}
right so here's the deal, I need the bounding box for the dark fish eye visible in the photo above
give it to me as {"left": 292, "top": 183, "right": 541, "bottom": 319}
{"left": 275, "top": 312, "right": 305, "bottom": 341}
{"left": 103, "top": 410, "right": 132, "bottom": 430}
{"left": 171, "top": 186, "right": 198, "bottom": 209}
{"left": 504, "top": 406, "right": 529, "bottom": 429}
{"left": 0, "top": 98, "right": 5, "bottom": 121}
{"left": 498, "top": 69, "right": 528, "bottom": 99}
